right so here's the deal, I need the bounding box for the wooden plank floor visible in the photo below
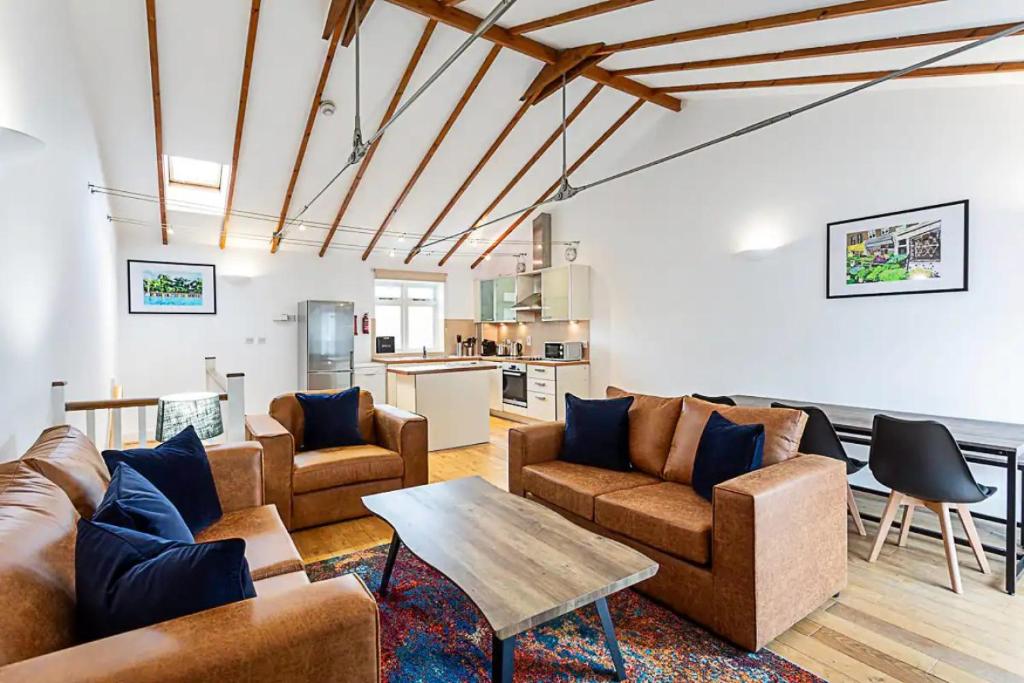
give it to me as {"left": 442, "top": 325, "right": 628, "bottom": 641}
{"left": 291, "top": 418, "right": 1024, "bottom": 683}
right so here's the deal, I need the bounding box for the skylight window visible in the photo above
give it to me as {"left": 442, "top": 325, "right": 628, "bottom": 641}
{"left": 167, "top": 155, "right": 225, "bottom": 190}
{"left": 162, "top": 155, "right": 231, "bottom": 216}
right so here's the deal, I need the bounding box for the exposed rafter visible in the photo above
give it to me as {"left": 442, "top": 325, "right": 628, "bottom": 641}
{"left": 597, "top": 0, "right": 944, "bottom": 54}
{"left": 658, "top": 60, "right": 1024, "bottom": 93}
{"left": 144, "top": 0, "right": 168, "bottom": 244}
{"left": 219, "top": 0, "right": 262, "bottom": 250}
{"left": 270, "top": 29, "right": 342, "bottom": 253}
{"left": 471, "top": 100, "right": 645, "bottom": 268}
{"left": 509, "top": 0, "right": 655, "bottom": 35}
{"left": 361, "top": 44, "right": 501, "bottom": 260}
{"left": 323, "top": 0, "right": 352, "bottom": 39}
{"left": 438, "top": 84, "right": 603, "bottom": 266}
{"left": 405, "top": 98, "right": 533, "bottom": 263}
{"left": 319, "top": 20, "right": 437, "bottom": 257}
{"left": 521, "top": 43, "right": 604, "bottom": 103}
{"left": 614, "top": 23, "right": 1024, "bottom": 76}
{"left": 383, "top": 0, "right": 681, "bottom": 111}
{"left": 342, "top": 0, "right": 377, "bottom": 46}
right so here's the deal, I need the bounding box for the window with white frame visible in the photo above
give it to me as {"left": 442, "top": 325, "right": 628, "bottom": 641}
{"left": 374, "top": 279, "right": 445, "bottom": 353}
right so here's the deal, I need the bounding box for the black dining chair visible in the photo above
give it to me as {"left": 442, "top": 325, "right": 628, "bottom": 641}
{"left": 867, "top": 414, "right": 996, "bottom": 594}
{"left": 692, "top": 393, "right": 736, "bottom": 407}
{"left": 772, "top": 402, "right": 868, "bottom": 536}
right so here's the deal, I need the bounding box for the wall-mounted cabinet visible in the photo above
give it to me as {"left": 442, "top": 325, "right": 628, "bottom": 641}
{"left": 541, "top": 264, "right": 590, "bottom": 322}
{"left": 475, "top": 276, "right": 517, "bottom": 323}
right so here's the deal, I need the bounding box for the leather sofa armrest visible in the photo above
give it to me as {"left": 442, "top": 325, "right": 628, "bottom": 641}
{"left": 206, "top": 441, "right": 264, "bottom": 513}
{"left": 245, "top": 414, "right": 296, "bottom": 530}
{"left": 373, "top": 405, "right": 428, "bottom": 489}
{"left": 711, "top": 454, "right": 847, "bottom": 651}
{"left": 508, "top": 422, "right": 565, "bottom": 496}
{"left": 0, "top": 574, "right": 380, "bottom": 683}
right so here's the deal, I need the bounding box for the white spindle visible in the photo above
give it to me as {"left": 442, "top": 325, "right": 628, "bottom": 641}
{"left": 86, "top": 410, "right": 97, "bottom": 443}
{"left": 112, "top": 408, "right": 123, "bottom": 450}
{"left": 50, "top": 381, "right": 67, "bottom": 425}
{"left": 226, "top": 373, "right": 246, "bottom": 442}
{"left": 137, "top": 407, "right": 147, "bottom": 447}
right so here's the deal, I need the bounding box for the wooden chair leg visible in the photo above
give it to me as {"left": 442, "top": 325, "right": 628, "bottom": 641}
{"left": 868, "top": 491, "right": 903, "bottom": 562}
{"left": 898, "top": 504, "right": 915, "bottom": 547}
{"left": 955, "top": 504, "right": 991, "bottom": 575}
{"left": 846, "top": 484, "right": 866, "bottom": 536}
{"left": 930, "top": 502, "right": 963, "bottom": 594}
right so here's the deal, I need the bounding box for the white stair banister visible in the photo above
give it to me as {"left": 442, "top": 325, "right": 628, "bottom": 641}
{"left": 50, "top": 381, "right": 67, "bottom": 425}
{"left": 226, "top": 373, "right": 246, "bottom": 442}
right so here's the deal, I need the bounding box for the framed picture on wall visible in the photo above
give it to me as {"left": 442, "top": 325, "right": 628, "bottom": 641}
{"left": 826, "top": 200, "right": 968, "bottom": 299}
{"left": 127, "top": 260, "right": 217, "bottom": 314}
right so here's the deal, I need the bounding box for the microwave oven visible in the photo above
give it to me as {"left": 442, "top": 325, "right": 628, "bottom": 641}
{"left": 544, "top": 341, "right": 584, "bottom": 362}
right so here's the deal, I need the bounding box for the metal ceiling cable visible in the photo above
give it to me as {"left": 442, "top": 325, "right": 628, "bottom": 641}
{"left": 279, "top": 0, "right": 519, "bottom": 241}
{"left": 417, "top": 19, "right": 1024, "bottom": 251}
{"left": 553, "top": 71, "right": 578, "bottom": 202}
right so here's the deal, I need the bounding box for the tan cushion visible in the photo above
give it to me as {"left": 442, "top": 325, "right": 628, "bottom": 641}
{"left": 293, "top": 444, "right": 403, "bottom": 494}
{"left": 0, "top": 461, "right": 78, "bottom": 666}
{"left": 521, "top": 460, "right": 658, "bottom": 520}
{"left": 253, "top": 570, "right": 310, "bottom": 598}
{"left": 195, "top": 505, "right": 303, "bottom": 581}
{"left": 606, "top": 386, "right": 683, "bottom": 477}
{"left": 21, "top": 425, "right": 110, "bottom": 518}
{"left": 663, "top": 397, "right": 808, "bottom": 484}
{"left": 270, "top": 390, "right": 376, "bottom": 451}
{"left": 595, "top": 482, "right": 712, "bottom": 565}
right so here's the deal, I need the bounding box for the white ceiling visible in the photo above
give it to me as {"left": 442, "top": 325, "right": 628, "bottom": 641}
{"left": 69, "top": 0, "right": 1024, "bottom": 264}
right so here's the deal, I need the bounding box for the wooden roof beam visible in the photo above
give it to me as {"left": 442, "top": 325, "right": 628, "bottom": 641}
{"left": 658, "top": 61, "right": 1024, "bottom": 93}
{"left": 219, "top": 0, "right": 262, "bottom": 250}
{"left": 361, "top": 45, "right": 501, "bottom": 260}
{"left": 437, "top": 84, "right": 603, "bottom": 266}
{"left": 597, "top": 0, "right": 944, "bottom": 54}
{"left": 324, "top": 0, "right": 376, "bottom": 44}
{"left": 270, "top": 29, "right": 342, "bottom": 253}
{"left": 471, "top": 100, "right": 645, "bottom": 268}
{"left": 342, "top": 0, "right": 376, "bottom": 46}
{"left": 521, "top": 43, "right": 604, "bottom": 103}
{"left": 319, "top": 20, "right": 437, "bottom": 256}
{"left": 614, "top": 23, "right": 1024, "bottom": 76}
{"left": 509, "top": 0, "right": 656, "bottom": 35}
{"left": 404, "top": 98, "right": 533, "bottom": 264}
{"left": 383, "top": 0, "right": 681, "bottom": 111}
{"left": 144, "top": 0, "right": 168, "bottom": 244}
{"left": 323, "top": 0, "right": 352, "bottom": 39}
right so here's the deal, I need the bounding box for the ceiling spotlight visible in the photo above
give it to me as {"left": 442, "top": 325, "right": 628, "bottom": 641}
{"left": 166, "top": 227, "right": 175, "bottom": 235}
{"left": 484, "top": 254, "right": 492, "bottom": 261}
{"left": 388, "top": 248, "right": 396, "bottom": 258}
{"left": 298, "top": 222, "right": 307, "bottom": 232}
{"left": 397, "top": 234, "right": 406, "bottom": 242}
{"left": 319, "top": 99, "right": 336, "bottom": 117}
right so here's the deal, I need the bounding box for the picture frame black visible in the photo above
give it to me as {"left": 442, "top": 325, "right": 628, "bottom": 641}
{"left": 826, "top": 200, "right": 969, "bottom": 300}
{"left": 127, "top": 259, "right": 218, "bottom": 314}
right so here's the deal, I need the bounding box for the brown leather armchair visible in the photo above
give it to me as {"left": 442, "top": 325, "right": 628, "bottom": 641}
{"left": 246, "top": 390, "right": 428, "bottom": 531}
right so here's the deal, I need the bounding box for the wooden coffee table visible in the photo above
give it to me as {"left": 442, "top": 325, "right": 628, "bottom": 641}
{"left": 363, "top": 477, "right": 658, "bottom": 682}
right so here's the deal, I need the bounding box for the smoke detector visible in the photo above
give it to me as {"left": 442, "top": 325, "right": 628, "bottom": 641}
{"left": 319, "top": 99, "right": 337, "bottom": 117}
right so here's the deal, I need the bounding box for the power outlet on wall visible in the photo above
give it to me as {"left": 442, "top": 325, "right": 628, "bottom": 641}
{"left": 257, "top": 337, "right": 266, "bottom": 345}
{"left": 245, "top": 337, "right": 254, "bottom": 345}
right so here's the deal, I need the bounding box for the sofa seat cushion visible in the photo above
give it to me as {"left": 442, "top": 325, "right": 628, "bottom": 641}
{"left": 595, "top": 482, "right": 713, "bottom": 565}
{"left": 0, "top": 462, "right": 78, "bottom": 666}
{"left": 253, "top": 570, "right": 310, "bottom": 598}
{"left": 293, "top": 445, "right": 403, "bottom": 494}
{"left": 21, "top": 424, "right": 110, "bottom": 518}
{"left": 195, "top": 505, "right": 302, "bottom": 581}
{"left": 521, "top": 461, "right": 658, "bottom": 520}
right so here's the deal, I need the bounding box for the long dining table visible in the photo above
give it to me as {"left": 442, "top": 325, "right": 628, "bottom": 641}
{"left": 732, "top": 394, "right": 1024, "bottom": 595}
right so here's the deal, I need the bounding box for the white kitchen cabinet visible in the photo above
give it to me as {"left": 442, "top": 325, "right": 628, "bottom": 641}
{"left": 486, "top": 362, "right": 503, "bottom": 411}
{"left": 354, "top": 363, "right": 386, "bottom": 404}
{"left": 527, "top": 391, "right": 557, "bottom": 421}
{"left": 540, "top": 265, "right": 590, "bottom": 321}
{"left": 523, "top": 363, "right": 590, "bottom": 421}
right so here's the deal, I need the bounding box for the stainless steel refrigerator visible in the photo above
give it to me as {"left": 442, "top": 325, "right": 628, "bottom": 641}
{"left": 298, "top": 301, "right": 354, "bottom": 391}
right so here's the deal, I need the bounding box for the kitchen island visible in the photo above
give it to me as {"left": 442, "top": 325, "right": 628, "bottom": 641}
{"left": 386, "top": 362, "right": 492, "bottom": 451}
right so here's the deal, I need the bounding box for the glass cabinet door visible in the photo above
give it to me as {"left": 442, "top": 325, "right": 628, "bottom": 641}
{"left": 494, "top": 277, "right": 517, "bottom": 322}
{"left": 478, "top": 279, "right": 495, "bottom": 322}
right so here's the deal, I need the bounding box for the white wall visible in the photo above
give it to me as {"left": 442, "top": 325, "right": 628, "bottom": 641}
{"left": 0, "top": 0, "right": 118, "bottom": 460}
{"left": 115, "top": 230, "right": 475, "bottom": 421}
{"left": 549, "top": 83, "right": 1024, "bottom": 515}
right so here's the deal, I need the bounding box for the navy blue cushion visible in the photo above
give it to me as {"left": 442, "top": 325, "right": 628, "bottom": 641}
{"left": 103, "top": 426, "right": 222, "bottom": 535}
{"left": 296, "top": 387, "right": 365, "bottom": 451}
{"left": 692, "top": 411, "right": 765, "bottom": 501}
{"left": 559, "top": 393, "right": 634, "bottom": 472}
{"left": 93, "top": 463, "right": 194, "bottom": 543}
{"left": 75, "top": 519, "right": 256, "bottom": 641}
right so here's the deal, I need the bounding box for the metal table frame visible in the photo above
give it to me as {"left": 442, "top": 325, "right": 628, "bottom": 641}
{"left": 733, "top": 395, "right": 1024, "bottom": 594}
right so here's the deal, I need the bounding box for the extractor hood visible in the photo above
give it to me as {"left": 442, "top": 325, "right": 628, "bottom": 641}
{"left": 510, "top": 292, "right": 542, "bottom": 311}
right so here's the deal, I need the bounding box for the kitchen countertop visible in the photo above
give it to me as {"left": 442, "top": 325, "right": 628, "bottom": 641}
{"left": 374, "top": 355, "right": 589, "bottom": 367}
{"left": 386, "top": 363, "right": 497, "bottom": 376}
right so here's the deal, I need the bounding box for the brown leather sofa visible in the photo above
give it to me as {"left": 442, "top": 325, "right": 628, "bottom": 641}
{"left": 508, "top": 390, "right": 847, "bottom": 652}
{"left": 0, "top": 425, "right": 380, "bottom": 683}
{"left": 245, "top": 390, "right": 427, "bottom": 531}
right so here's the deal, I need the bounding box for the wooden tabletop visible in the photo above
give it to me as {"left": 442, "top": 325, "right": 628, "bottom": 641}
{"left": 733, "top": 394, "right": 1024, "bottom": 457}
{"left": 363, "top": 477, "right": 657, "bottom": 640}
{"left": 385, "top": 364, "right": 495, "bottom": 376}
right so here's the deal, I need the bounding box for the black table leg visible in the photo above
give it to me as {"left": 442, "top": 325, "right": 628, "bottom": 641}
{"left": 1007, "top": 452, "right": 1020, "bottom": 595}
{"left": 492, "top": 633, "right": 514, "bottom": 683}
{"left": 595, "top": 597, "right": 626, "bottom": 681}
{"left": 379, "top": 532, "right": 401, "bottom": 596}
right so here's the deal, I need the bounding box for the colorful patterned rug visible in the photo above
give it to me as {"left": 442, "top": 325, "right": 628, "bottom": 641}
{"left": 306, "top": 545, "right": 820, "bottom": 682}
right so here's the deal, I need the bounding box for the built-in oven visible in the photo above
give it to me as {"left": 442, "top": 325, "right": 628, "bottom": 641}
{"left": 502, "top": 363, "right": 528, "bottom": 408}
